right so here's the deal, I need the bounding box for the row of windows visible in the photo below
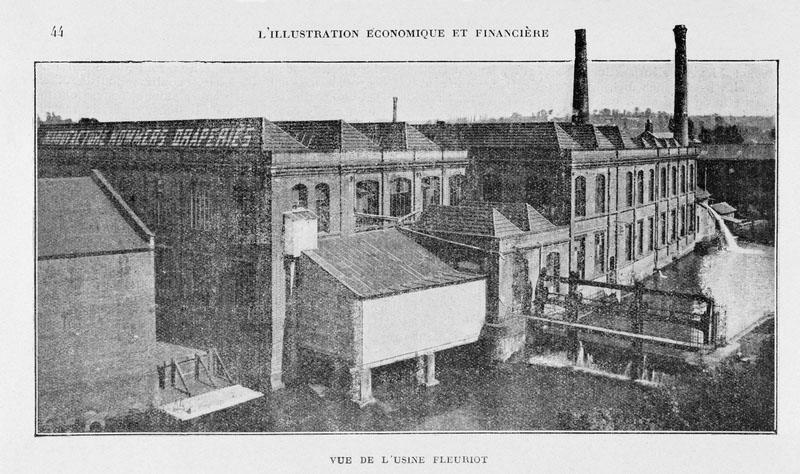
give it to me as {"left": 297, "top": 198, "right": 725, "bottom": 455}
{"left": 290, "top": 183, "right": 331, "bottom": 232}
{"left": 290, "top": 174, "right": 466, "bottom": 232}
{"left": 574, "top": 163, "right": 696, "bottom": 217}
{"left": 575, "top": 204, "right": 698, "bottom": 278}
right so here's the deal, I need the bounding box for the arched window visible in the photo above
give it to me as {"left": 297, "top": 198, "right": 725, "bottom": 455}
{"left": 636, "top": 170, "right": 644, "bottom": 205}
{"left": 595, "top": 175, "right": 606, "bottom": 214}
{"left": 448, "top": 175, "right": 466, "bottom": 206}
{"left": 574, "top": 176, "right": 586, "bottom": 217}
{"left": 314, "top": 183, "right": 330, "bottom": 233}
{"left": 291, "top": 183, "right": 308, "bottom": 208}
{"left": 689, "top": 164, "right": 695, "bottom": 190}
{"left": 680, "top": 165, "right": 686, "bottom": 194}
{"left": 389, "top": 177, "right": 412, "bottom": 217}
{"left": 648, "top": 169, "right": 655, "bottom": 202}
{"left": 660, "top": 168, "right": 667, "bottom": 198}
{"left": 355, "top": 180, "right": 380, "bottom": 229}
{"left": 671, "top": 166, "right": 677, "bottom": 195}
{"left": 483, "top": 174, "right": 501, "bottom": 202}
{"left": 421, "top": 176, "right": 441, "bottom": 210}
{"left": 625, "top": 171, "right": 633, "bottom": 207}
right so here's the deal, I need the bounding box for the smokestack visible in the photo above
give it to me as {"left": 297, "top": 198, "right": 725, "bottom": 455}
{"left": 572, "top": 29, "right": 589, "bottom": 124}
{"left": 673, "top": 25, "right": 689, "bottom": 146}
{"left": 392, "top": 97, "right": 398, "bottom": 122}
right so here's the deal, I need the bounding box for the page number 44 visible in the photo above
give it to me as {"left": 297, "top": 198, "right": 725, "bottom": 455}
{"left": 51, "top": 25, "right": 63, "bottom": 38}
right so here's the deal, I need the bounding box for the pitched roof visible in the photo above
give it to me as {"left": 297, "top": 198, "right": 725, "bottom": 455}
{"left": 596, "top": 125, "right": 638, "bottom": 149}
{"left": 303, "top": 228, "right": 483, "bottom": 298}
{"left": 415, "top": 122, "right": 585, "bottom": 150}
{"left": 557, "top": 123, "right": 616, "bottom": 149}
{"left": 414, "top": 121, "right": 647, "bottom": 151}
{"left": 415, "top": 204, "right": 521, "bottom": 237}
{"left": 711, "top": 202, "right": 737, "bottom": 215}
{"left": 351, "top": 122, "right": 440, "bottom": 151}
{"left": 274, "top": 120, "right": 380, "bottom": 152}
{"left": 637, "top": 131, "right": 680, "bottom": 148}
{"left": 38, "top": 172, "right": 153, "bottom": 259}
{"left": 460, "top": 201, "right": 557, "bottom": 233}
{"left": 261, "top": 120, "right": 310, "bottom": 152}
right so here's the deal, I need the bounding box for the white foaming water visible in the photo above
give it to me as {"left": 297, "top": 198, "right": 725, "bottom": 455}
{"left": 704, "top": 204, "right": 762, "bottom": 255}
{"left": 528, "top": 342, "right": 671, "bottom": 387}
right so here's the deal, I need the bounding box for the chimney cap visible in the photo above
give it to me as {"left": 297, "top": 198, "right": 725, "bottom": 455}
{"left": 673, "top": 24, "right": 687, "bottom": 33}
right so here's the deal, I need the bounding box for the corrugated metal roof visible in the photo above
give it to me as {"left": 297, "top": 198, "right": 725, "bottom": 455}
{"left": 38, "top": 176, "right": 151, "bottom": 258}
{"left": 274, "top": 120, "right": 380, "bottom": 152}
{"left": 303, "top": 228, "right": 483, "bottom": 298}
{"left": 351, "top": 122, "right": 440, "bottom": 151}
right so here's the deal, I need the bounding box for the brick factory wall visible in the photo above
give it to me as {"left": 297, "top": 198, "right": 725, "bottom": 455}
{"left": 37, "top": 251, "right": 156, "bottom": 426}
{"left": 38, "top": 147, "right": 272, "bottom": 358}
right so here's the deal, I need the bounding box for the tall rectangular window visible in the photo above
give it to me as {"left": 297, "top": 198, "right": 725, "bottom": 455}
{"left": 575, "top": 236, "right": 586, "bottom": 279}
{"left": 670, "top": 209, "right": 677, "bottom": 241}
{"left": 594, "top": 232, "right": 606, "bottom": 274}
{"left": 647, "top": 217, "right": 654, "bottom": 251}
{"left": 636, "top": 219, "right": 644, "bottom": 256}
{"left": 624, "top": 224, "right": 633, "bottom": 262}
{"left": 625, "top": 172, "right": 633, "bottom": 207}
{"left": 595, "top": 175, "right": 606, "bottom": 214}
{"left": 680, "top": 205, "right": 686, "bottom": 237}
{"left": 660, "top": 212, "right": 667, "bottom": 246}
{"left": 575, "top": 176, "right": 586, "bottom": 217}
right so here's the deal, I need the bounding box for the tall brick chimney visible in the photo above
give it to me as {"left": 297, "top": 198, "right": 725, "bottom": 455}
{"left": 572, "top": 29, "right": 589, "bottom": 124}
{"left": 673, "top": 25, "right": 689, "bottom": 145}
{"left": 392, "top": 97, "right": 398, "bottom": 122}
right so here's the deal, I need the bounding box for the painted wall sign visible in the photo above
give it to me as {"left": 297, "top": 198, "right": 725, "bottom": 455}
{"left": 39, "top": 123, "right": 261, "bottom": 148}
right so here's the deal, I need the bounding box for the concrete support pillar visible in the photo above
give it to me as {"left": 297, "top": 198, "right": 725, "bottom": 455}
{"left": 350, "top": 366, "right": 375, "bottom": 408}
{"left": 415, "top": 353, "right": 439, "bottom": 387}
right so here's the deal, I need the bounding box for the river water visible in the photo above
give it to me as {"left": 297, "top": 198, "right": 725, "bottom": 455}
{"left": 646, "top": 241, "right": 775, "bottom": 341}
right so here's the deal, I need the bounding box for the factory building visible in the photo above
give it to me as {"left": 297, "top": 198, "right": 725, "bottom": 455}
{"left": 410, "top": 26, "right": 711, "bottom": 359}
{"left": 37, "top": 25, "right": 721, "bottom": 403}
{"left": 37, "top": 116, "right": 470, "bottom": 392}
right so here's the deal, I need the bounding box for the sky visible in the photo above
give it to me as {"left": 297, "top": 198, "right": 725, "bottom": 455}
{"left": 35, "top": 60, "right": 776, "bottom": 124}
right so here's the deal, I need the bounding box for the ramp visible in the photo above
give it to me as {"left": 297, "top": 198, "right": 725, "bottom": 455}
{"left": 160, "top": 384, "right": 263, "bottom": 421}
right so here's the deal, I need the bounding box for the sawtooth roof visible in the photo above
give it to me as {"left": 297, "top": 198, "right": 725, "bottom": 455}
{"left": 460, "top": 201, "right": 557, "bottom": 234}
{"left": 596, "top": 125, "right": 638, "bottom": 149}
{"left": 274, "top": 120, "right": 380, "bottom": 152}
{"left": 38, "top": 172, "right": 153, "bottom": 259}
{"left": 637, "top": 131, "right": 680, "bottom": 148}
{"left": 415, "top": 121, "right": 647, "bottom": 152}
{"left": 351, "top": 122, "right": 440, "bottom": 151}
{"left": 303, "top": 228, "right": 483, "bottom": 299}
